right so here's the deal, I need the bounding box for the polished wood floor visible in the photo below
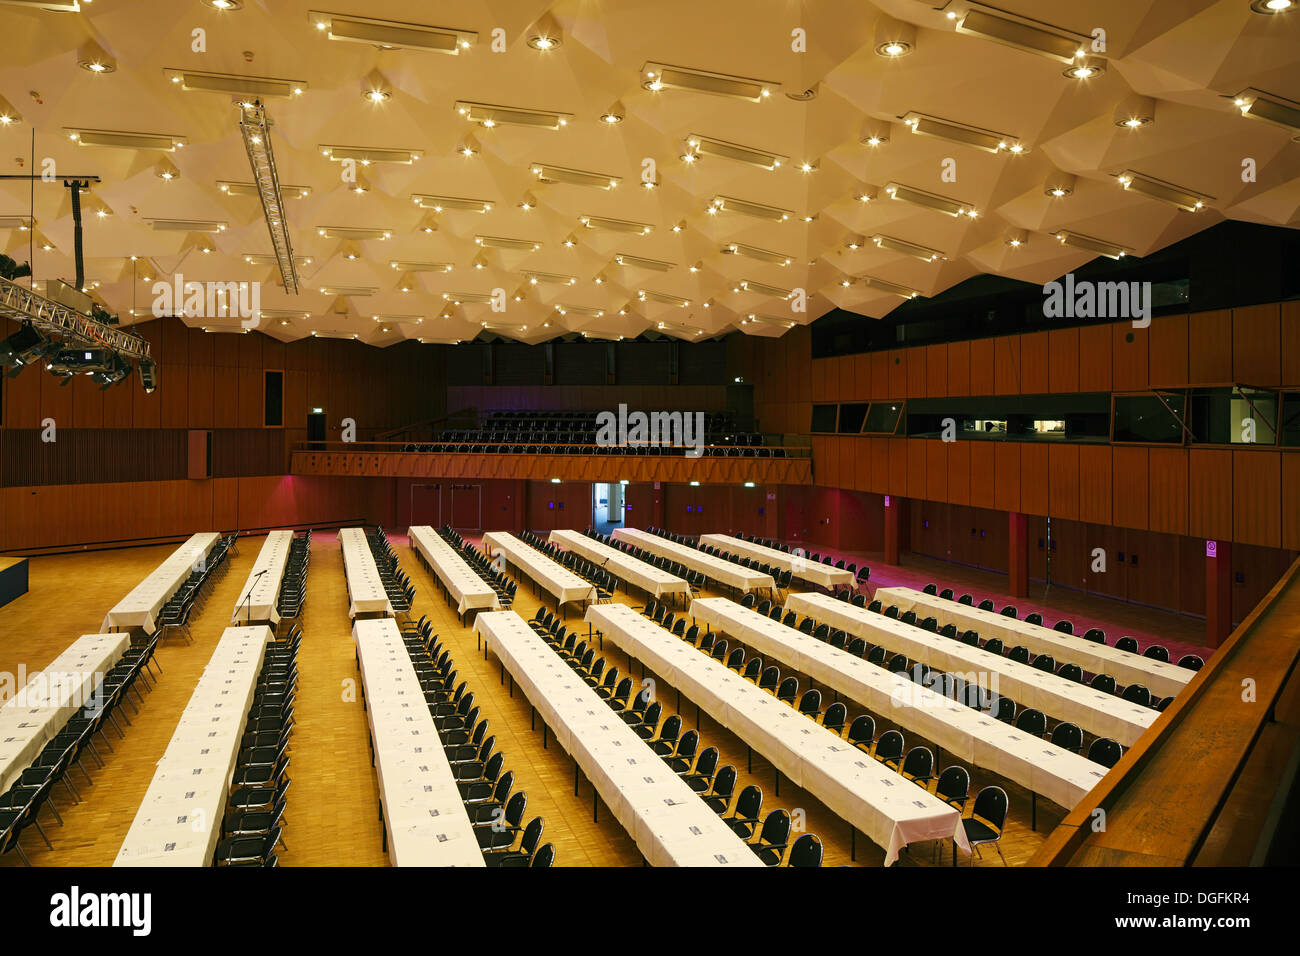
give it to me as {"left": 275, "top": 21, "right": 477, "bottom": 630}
{"left": 0, "top": 531, "right": 1092, "bottom": 867}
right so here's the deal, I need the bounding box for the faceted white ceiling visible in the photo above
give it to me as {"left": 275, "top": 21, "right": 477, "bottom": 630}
{"left": 0, "top": 0, "right": 1297, "bottom": 348}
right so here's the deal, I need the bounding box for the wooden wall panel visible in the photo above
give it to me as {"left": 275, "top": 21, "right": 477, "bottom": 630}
{"left": 1078, "top": 444, "right": 1112, "bottom": 526}
{"left": 1019, "top": 444, "right": 1049, "bottom": 516}
{"left": 71, "top": 376, "right": 103, "bottom": 430}
{"left": 1188, "top": 448, "right": 1233, "bottom": 541}
{"left": 969, "top": 338, "right": 995, "bottom": 396}
{"left": 1020, "top": 331, "right": 1050, "bottom": 395}
{"left": 993, "top": 442, "right": 1020, "bottom": 513}
{"left": 993, "top": 335, "right": 1021, "bottom": 395}
{"left": 1078, "top": 323, "right": 1112, "bottom": 392}
{"left": 947, "top": 441, "right": 970, "bottom": 506}
{"left": 1283, "top": 454, "right": 1300, "bottom": 551}
{"left": 1147, "top": 447, "right": 1189, "bottom": 537}
{"left": 853, "top": 352, "right": 871, "bottom": 400}
{"left": 870, "top": 351, "right": 890, "bottom": 400}
{"left": 1148, "top": 314, "right": 1189, "bottom": 387}
{"left": 1111, "top": 446, "right": 1149, "bottom": 531}
{"left": 870, "top": 436, "right": 890, "bottom": 495}
{"left": 888, "top": 351, "right": 908, "bottom": 398}
{"left": 888, "top": 438, "right": 909, "bottom": 496}
{"left": 907, "top": 348, "right": 927, "bottom": 398}
{"left": 926, "top": 440, "right": 947, "bottom": 503}
{"left": 187, "top": 364, "right": 214, "bottom": 428}
{"left": 925, "top": 344, "right": 947, "bottom": 397}
{"left": 907, "top": 439, "right": 928, "bottom": 498}
{"left": 1188, "top": 309, "right": 1232, "bottom": 384}
{"left": 1232, "top": 451, "right": 1281, "bottom": 548}
{"left": 1232, "top": 303, "right": 1281, "bottom": 386}
{"left": 969, "top": 442, "right": 995, "bottom": 509}
{"left": 1283, "top": 301, "right": 1300, "bottom": 387}
{"left": 1047, "top": 444, "right": 1079, "bottom": 520}
{"left": 1048, "top": 328, "right": 1078, "bottom": 394}
{"left": 946, "top": 340, "right": 970, "bottom": 397}
{"left": 1112, "top": 324, "right": 1148, "bottom": 392}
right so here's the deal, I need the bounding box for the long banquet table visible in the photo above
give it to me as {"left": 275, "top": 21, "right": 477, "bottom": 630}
{"left": 0, "top": 633, "right": 129, "bottom": 794}
{"left": 114, "top": 626, "right": 270, "bottom": 867}
{"left": 481, "top": 532, "right": 597, "bottom": 611}
{"left": 587, "top": 602, "right": 973, "bottom": 864}
{"left": 699, "top": 533, "right": 855, "bottom": 589}
{"left": 611, "top": 528, "right": 775, "bottom": 594}
{"left": 231, "top": 530, "right": 294, "bottom": 626}
{"left": 340, "top": 527, "right": 393, "bottom": 619}
{"left": 408, "top": 526, "right": 500, "bottom": 619}
{"left": 688, "top": 597, "right": 1110, "bottom": 811}
{"left": 354, "top": 618, "right": 485, "bottom": 867}
{"left": 474, "top": 609, "right": 762, "bottom": 867}
{"left": 873, "top": 587, "right": 1195, "bottom": 700}
{"left": 101, "top": 532, "right": 221, "bottom": 634}
{"left": 783, "top": 592, "right": 1157, "bottom": 747}
{"left": 549, "top": 530, "right": 690, "bottom": 602}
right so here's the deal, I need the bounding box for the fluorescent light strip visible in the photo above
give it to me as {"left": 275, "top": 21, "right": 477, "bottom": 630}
{"left": 871, "top": 234, "right": 948, "bottom": 261}
{"left": 149, "top": 219, "right": 226, "bottom": 232}
{"left": 950, "top": 3, "right": 1087, "bottom": 64}
{"left": 476, "top": 235, "right": 541, "bottom": 251}
{"left": 455, "top": 101, "right": 570, "bottom": 130}
{"left": 722, "top": 243, "right": 792, "bottom": 265}
{"left": 736, "top": 279, "right": 793, "bottom": 299}
{"left": 390, "top": 261, "right": 453, "bottom": 272}
{"left": 67, "top": 128, "right": 186, "bottom": 151}
{"left": 220, "top": 181, "right": 311, "bottom": 199}
{"left": 164, "top": 68, "right": 306, "bottom": 99}
{"left": 1117, "top": 171, "right": 1209, "bottom": 212}
{"left": 319, "top": 285, "right": 378, "bottom": 296}
{"left": 1055, "top": 230, "right": 1128, "bottom": 259}
{"left": 686, "top": 135, "right": 786, "bottom": 170}
{"left": 642, "top": 62, "right": 777, "bottom": 102}
{"left": 861, "top": 276, "right": 920, "bottom": 299}
{"left": 532, "top": 164, "right": 619, "bottom": 189}
{"left": 317, "top": 226, "right": 392, "bottom": 240}
{"left": 1235, "top": 90, "right": 1300, "bottom": 134}
{"left": 0, "top": 216, "right": 34, "bottom": 229}
{"left": 580, "top": 216, "right": 653, "bottom": 235}
{"left": 321, "top": 145, "right": 421, "bottom": 164}
{"left": 902, "top": 112, "right": 1022, "bottom": 153}
{"left": 412, "top": 194, "right": 491, "bottom": 212}
{"left": 615, "top": 254, "right": 674, "bottom": 271}
{"left": 243, "top": 254, "right": 312, "bottom": 266}
{"left": 555, "top": 305, "right": 605, "bottom": 317}
{"left": 0, "top": 1, "right": 83, "bottom": 11}
{"left": 883, "top": 182, "right": 977, "bottom": 218}
{"left": 371, "top": 314, "right": 424, "bottom": 322}
{"left": 710, "top": 196, "right": 792, "bottom": 222}
{"left": 638, "top": 289, "right": 691, "bottom": 307}
{"left": 309, "top": 11, "right": 475, "bottom": 53}
{"left": 310, "top": 330, "right": 360, "bottom": 340}
{"left": 523, "top": 271, "right": 576, "bottom": 285}
{"left": 257, "top": 309, "right": 312, "bottom": 320}
{"left": 442, "top": 292, "right": 496, "bottom": 304}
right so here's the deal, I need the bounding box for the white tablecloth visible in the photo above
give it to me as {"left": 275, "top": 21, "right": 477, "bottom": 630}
{"left": 408, "top": 526, "right": 501, "bottom": 617}
{"left": 612, "top": 528, "right": 775, "bottom": 593}
{"left": 588, "top": 602, "right": 973, "bottom": 865}
{"left": 474, "top": 610, "right": 761, "bottom": 868}
{"left": 700, "top": 534, "right": 856, "bottom": 589}
{"left": 873, "top": 587, "right": 1195, "bottom": 699}
{"left": 231, "top": 531, "right": 294, "bottom": 626}
{"left": 549, "top": 530, "right": 690, "bottom": 600}
{"left": 101, "top": 533, "right": 220, "bottom": 634}
{"left": 690, "top": 597, "right": 1110, "bottom": 810}
{"left": 340, "top": 528, "right": 393, "bottom": 619}
{"left": 481, "top": 532, "right": 597, "bottom": 608}
{"left": 782, "top": 593, "right": 1158, "bottom": 748}
{"left": 0, "top": 633, "right": 129, "bottom": 794}
{"left": 115, "top": 626, "right": 270, "bottom": 867}
{"left": 354, "top": 618, "right": 485, "bottom": 867}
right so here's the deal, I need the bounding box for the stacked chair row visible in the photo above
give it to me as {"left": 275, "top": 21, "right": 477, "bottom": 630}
{"left": 399, "top": 618, "right": 554, "bottom": 866}
{"left": 213, "top": 626, "right": 299, "bottom": 866}
{"left": 276, "top": 530, "right": 311, "bottom": 625}
{"left": 777, "top": 600, "right": 1127, "bottom": 771}
{"left": 0, "top": 638, "right": 160, "bottom": 865}
{"left": 518, "top": 530, "right": 614, "bottom": 602}
{"left": 365, "top": 527, "right": 415, "bottom": 614}
{"left": 643, "top": 597, "right": 1010, "bottom": 865}
{"left": 528, "top": 606, "right": 824, "bottom": 867}
{"left": 437, "top": 527, "right": 518, "bottom": 608}
{"left": 583, "top": 530, "right": 707, "bottom": 596}
{"left": 156, "top": 533, "right": 236, "bottom": 643}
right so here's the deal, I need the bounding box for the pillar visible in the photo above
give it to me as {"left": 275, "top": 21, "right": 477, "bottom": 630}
{"left": 1205, "top": 539, "right": 1232, "bottom": 648}
{"left": 884, "top": 495, "right": 902, "bottom": 565}
{"left": 1008, "top": 512, "right": 1029, "bottom": 599}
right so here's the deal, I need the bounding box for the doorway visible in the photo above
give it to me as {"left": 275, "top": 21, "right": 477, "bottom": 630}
{"left": 593, "top": 482, "right": 624, "bottom": 535}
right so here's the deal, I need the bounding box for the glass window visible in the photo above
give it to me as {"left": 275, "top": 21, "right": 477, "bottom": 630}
{"left": 1190, "top": 387, "right": 1277, "bottom": 445}
{"left": 864, "top": 402, "right": 904, "bottom": 434}
{"left": 838, "top": 403, "right": 869, "bottom": 434}
{"left": 810, "top": 404, "right": 838, "bottom": 433}
{"left": 1113, "top": 392, "right": 1187, "bottom": 444}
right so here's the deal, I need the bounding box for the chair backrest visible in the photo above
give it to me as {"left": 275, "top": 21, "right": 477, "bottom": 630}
{"left": 694, "top": 746, "right": 719, "bottom": 778}
{"left": 797, "top": 688, "right": 821, "bottom": 717}
{"left": 848, "top": 714, "right": 875, "bottom": 747}
{"left": 876, "top": 729, "right": 903, "bottom": 761}
{"left": 683, "top": 624, "right": 700, "bottom": 645}
{"left": 851, "top": 594, "right": 866, "bottom": 608}
{"left": 503, "top": 790, "right": 528, "bottom": 827}
{"left": 697, "top": 631, "right": 714, "bottom": 653}
{"left": 868, "top": 600, "right": 882, "bottom": 613}
{"left": 519, "top": 817, "right": 545, "bottom": 856}
{"left": 939, "top": 588, "right": 954, "bottom": 600}
{"left": 711, "top": 764, "right": 737, "bottom": 800}
{"left": 1024, "top": 612, "right": 1043, "bottom": 626}
{"left": 1088, "top": 737, "right": 1123, "bottom": 768}
{"left": 798, "top": 618, "right": 815, "bottom": 635}
{"left": 866, "top": 645, "right": 886, "bottom": 665}
{"left": 1083, "top": 627, "right": 1106, "bottom": 643}
{"left": 1143, "top": 644, "right": 1170, "bottom": 663}
{"left": 884, "top": 605, "right": 899, "bottom": 619}
{"left": 658, "top": 713, "right": 681, "bottom": 744}
{"left": 902, "top": 746, "right": 933, "bottom": 779}
{"left": 1001, "top": 605, "right": 1017, "bottom": 618}
{"left": 822, "top": 701, "right": 847, "bottom": 734}
{"left": 923, "top": 583, "right": 938, "bottom": 595}
{"left": 1008, "top": 645, "right": 1031, "bottom": 664}
{"left": 1054, "top": 620, "right": 1074, "bottom": 634}
{"left": 936, "top": 765, "right": 970, "bottom": 807}
{"left": 782, "top": 611, "right": 797, "bottom": 626}
{"left": 612, "top": 677, "right": 634, "bottom": 704}
{"left": 788, "top": 833, "right": 823, "bottom": 868}
{"left": 1090, "top": 673, "right": 1116, "bottom": 694}
{"left": 1057, "top": 662, "right": 1084, "bottom": 683}
{"left": 900, "top": 610, "right": 917, "bottom": 626}
{"left": 743, "top": 658, "right": 762, "bottom": 681}
{"left": 1122, "top": 683, "right": 1151, "bottom": 706}
{"left": 759, "top": 666, "right": 780, "bottom": 691}
{"left": 958, "top": 594, "right": 973, "bottom": 605}
{"left": 828, "top": 629, "right": 847, "bottom": 650}
{"left": 760, "top": 809, "right": 791, "bottom": 846}
{"left": 983, "top": 637, "right": 1003, "bottom": 656}
{"left": 674, "top": 729, "right": 699, "bottom": 760}
{"left": 1015, "top": 708, "right": 1046, "bottom": 736}
{"left": 710, "top": 640, "right": 728, "bottom": 662}
{"left": 741, "top": 592, "right": 756, "bottom": 608}
{"left": 812, "top": 623, "right": 829, "bottom": 641}
{"left": 1050, "top": 722, "right": 1083, "bottom": 753}
{"left": 726, "top": 647, "right": 745, "bottom": 670}
{"left": 978, "top": 599, "right": 995, "bottom": 611}
{"left": 530, "top": 843, "right": 555, "bottom": 868}
{"left": 1115, "top": 636, "right": 1139, "bottom": 654}
{"left": 1032, "top": 653, "right": 1056, "bottom": 673}
{"left": 1178, "top": 654, "right": 1204, "bottom": 671}
{"left": 846, "top": 637, "right": 867, "bottom": 658}
{"left": 733, "top": 785, "right": 762, "bottom": 820}
{"left": 972, "top": 786, "right": 1008, "bottom": 832}
{"left": 776, "top": 676, "right": 799, "bottom": 702}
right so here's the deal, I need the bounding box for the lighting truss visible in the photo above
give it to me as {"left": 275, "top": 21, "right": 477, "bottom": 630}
{"left": 239, "top": 102, "right": 299, "bottom": 294}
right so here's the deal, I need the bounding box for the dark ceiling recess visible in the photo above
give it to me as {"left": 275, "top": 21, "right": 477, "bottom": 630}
{"left": 810, "top": 220, "right": 1300, "bottom": 359}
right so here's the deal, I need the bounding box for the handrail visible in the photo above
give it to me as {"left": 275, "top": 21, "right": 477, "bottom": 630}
{"left": 292, "top": 440, "right": 810, "bottom": 457}
{"left": 1031, "top": 554, "right": 1300, "bottom": 866}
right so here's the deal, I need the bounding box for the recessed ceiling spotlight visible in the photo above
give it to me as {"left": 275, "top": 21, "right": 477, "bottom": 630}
{"left": 1065, "top": 57, "right": 1105, "bottom": 79}
{"left": 528, "top": 33, "right": 561, "bottom": 50}
{"left": 1114, "top": 95, "right": 1156, "bottom": 128}
{"left": 1250, "top": 0, "right": 1293, "bottom": 13}
{"left": 204, "top": 0, "right": 243, "bottom": 8}
{"left": 785, "top": 87, "right": 818, "bottom": 101}
{"left": 874, "top": 16, "right": 917, "bottom": 58}
{"left": 1005, "top": 229, "right": 1028, "bottom": 247}
{"left": 364, "top": 88, "right": 390, "bottom": 103}
{"left": 876, "top": 41, "right": 911, "bottom": 57}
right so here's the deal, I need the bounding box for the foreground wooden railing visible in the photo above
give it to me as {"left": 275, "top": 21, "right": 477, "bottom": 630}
{"left": 290, "top": 441, "right": 813, "bottom": 485}
{"left": 1032, "top": 555, "right": 1300, "bottom": 866}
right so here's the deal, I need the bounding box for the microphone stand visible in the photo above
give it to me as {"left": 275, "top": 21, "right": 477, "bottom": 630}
{"left": 239, "top": 568, "right": 268, "bottom": 626}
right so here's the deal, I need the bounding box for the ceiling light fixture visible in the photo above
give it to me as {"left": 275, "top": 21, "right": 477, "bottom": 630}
{"left": 684, "top": 134, "right": 786, "bottom": 170}
{"left": 412, "top": 193, "right": 491, "bottom": 213}
{"left": 721, "top": 243, "right": 792, "bottom": 266}
{"left": 317, "top": 226, "right": 391, "bottom": 240}
{"left": 321, "top": 144, "right": 421, "bottom": 164}
{"left": 163, "top": 68, "right": 305, "bottom": 98}
{"left": 1114, "top": 95, "right": 1156, "bottom": 128}
{"left": 641, "top": 62, "right": 777, "bottom": 102}
{"left": 149, "top": 218, "right": 226, "bottom": 233}
{"left": 1233, "top": 89, "right": 1300, "bottom": 136}
{"left": 1065, "top": 57, "right": 1105, "bottom": 79}
{"left": 861, "top": 275, "right": 920, "bottom": 299}
{"left": 874, "top": 16, "right": 916, "bottom": 57}
{"left": 871, "top": 235, "right": 948, "bottom": 262}
{"left": 580, "top": 215, "right": 653, "bottom": 235}
{"left": 532, "top": 164, "right": 620, "bottom": 188}
{"left": 709, "top": 196, "right": 792, "bottom": 223}
{"left": 638, "top": 289, "right": 691, "bottom": 307}
{"left": 948, "top": 2, "right": 1089, "bottom": 65}
{"left": 1055, "top": 230, "right": 1129, "bottom": 259}
{"left": 902, "top": 112, "right": 1024, "bottom": 153}
{"left": 220, "top": 180, "right": 310, "bottom": 198}
{"left": 308, "top": 11, "right": 476, "bottom": 53}
{"left": 66, "top": 128, "right": 186, "bottom": 151}
{"left": 614, "top": 254, "right": 674, "bottom": 271}
{"left": 1250, "top": 0, "right": 1293, "bottom": 13}
{"left": 476, "top": 235, "right": 541, "bottom": 251}
{"left": 1044, "top": 171, "right": 1076, "bottom": 198}
{"left": 456, "top": 100, "right": 570, "bottom": 130}
{"left": 735, "top": 279, "right": 793, "bottom": 299}
{"left": 1116, "top": 171, "right": 1209, "bottom": 212}
{"left": 883, "top": 182, "right": 977, "bottom": 218}
{"left": 390, "top": 261, "right": 453, "bottom": 273}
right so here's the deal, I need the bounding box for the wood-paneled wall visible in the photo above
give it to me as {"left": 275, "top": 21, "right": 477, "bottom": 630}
{"left": 447, "top": 385, "right": 728, "bottom": 416}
